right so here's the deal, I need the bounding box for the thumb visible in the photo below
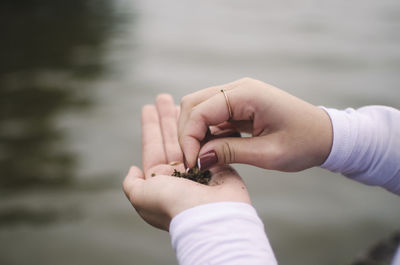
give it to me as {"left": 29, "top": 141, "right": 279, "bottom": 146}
{"left": 123, "top": 166, "right": 145, "bottom": 206}
{"left": 198, "top": 136, "right": 275, "bottom": 170}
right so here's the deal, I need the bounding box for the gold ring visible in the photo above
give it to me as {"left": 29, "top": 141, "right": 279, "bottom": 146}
{"left": 169, "top": 161, "right": 182, "bottom": 166}
{"left": 221, "top": 89, "right": 233, "bottom": 120}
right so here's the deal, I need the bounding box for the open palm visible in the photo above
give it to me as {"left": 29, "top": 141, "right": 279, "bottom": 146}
{"left": 123, "top": 94, "right": 251, "bottom": 231}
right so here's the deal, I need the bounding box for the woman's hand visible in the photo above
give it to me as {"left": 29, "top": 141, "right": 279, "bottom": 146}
{"left": 178, "top": 78, "right": 333, "bottom": 172}
{"left": 123, "top": 94, "right": 251, "bottom": 231}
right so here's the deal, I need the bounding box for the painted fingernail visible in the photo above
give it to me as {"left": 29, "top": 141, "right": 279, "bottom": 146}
{"left": 198, "top": 150, "right": 218, "bottom": 170}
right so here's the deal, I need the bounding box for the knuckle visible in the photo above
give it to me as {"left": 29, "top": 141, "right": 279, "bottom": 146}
{"left": 188, "top": 108, "right": 209, "bottom": 134}
{"left": 266, "top": 142, "right": 287, "bottom": 169}
{"left": 239, "top": 77, "right": 253, "bottom": 83}
{"left": 221, "top": 140, "right": 235, "bottom": 164}
{"left": 180, "top": 94, "right": 193, "bottom": 108}
{"left": 186, "top": 109, "right": 200, "bottom": 129}
{"left": 190, "top": 106, "right": 202, "bottom": 121}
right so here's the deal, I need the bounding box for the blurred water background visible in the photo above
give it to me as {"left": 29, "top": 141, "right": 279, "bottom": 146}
{"left": 0, "top": 0, "right": 399, "bottom": 264}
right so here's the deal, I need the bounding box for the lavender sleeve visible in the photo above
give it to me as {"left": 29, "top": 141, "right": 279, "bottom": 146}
{"left": 320, "top": 106, "right": 400, "bottom": 195}
{"left": 169, "top": 202, "right": 277, "bottom": 265}
{"left": 168, "top": 105, "right": 400, "bottom": 265}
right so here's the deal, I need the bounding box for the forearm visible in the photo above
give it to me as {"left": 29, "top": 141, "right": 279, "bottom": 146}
{"left": 170, "top": 202, "right": 277, "bottom": 265}
{"left": 320, "top": 105, "right": 400, "bottom": 195}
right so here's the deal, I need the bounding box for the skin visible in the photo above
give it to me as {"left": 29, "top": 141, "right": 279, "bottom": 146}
{"left": 178, "top": 77, "right": 333, "bottom": 172}
{"left": 123, "top": 94, "right": 251, "bottom": 231}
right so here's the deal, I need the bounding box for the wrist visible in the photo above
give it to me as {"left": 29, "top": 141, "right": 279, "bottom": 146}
{"left": 314, "top": 106, "right": 334, "bottom": 166}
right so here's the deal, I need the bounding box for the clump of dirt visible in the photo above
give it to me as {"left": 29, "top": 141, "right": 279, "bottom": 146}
{"left": 171, "top": 166, "right": 211, "bottom": 185}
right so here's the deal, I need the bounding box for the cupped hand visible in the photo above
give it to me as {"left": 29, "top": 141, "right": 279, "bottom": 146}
{"left": 123, "top": 94, "right": 251, "bottom": 231}
{"left": 178, "top": 78, "right": 333, "bottom": 172}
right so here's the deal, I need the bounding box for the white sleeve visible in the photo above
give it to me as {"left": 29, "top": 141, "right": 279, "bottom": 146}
{"left": 169, "top": 202, "right": 277, "bottom": 265}
{"left": 320, "top": 105, "right": 400, "bottom": 195}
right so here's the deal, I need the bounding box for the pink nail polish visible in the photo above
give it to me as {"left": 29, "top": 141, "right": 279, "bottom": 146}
{"left": 198, "top": 150, "right": 218, "bottom": 170}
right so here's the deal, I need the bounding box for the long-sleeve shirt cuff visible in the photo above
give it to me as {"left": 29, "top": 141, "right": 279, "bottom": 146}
{"left": 320, "top": 106, "right": 400, "bottom": 195}
{"left": 170, "top": 202, "right": 277, "bottom": 265}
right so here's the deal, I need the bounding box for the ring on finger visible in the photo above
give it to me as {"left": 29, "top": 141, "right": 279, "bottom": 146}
{"left": 220, "top": 89, "right": 233, "bottom": 120}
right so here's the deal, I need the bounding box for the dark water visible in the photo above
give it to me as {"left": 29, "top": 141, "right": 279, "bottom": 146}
{"left": 0, "top": 0, "right": 117, "bottom": 188}
{"left": 0, "top": 1, "right": 399, "bottom": 265}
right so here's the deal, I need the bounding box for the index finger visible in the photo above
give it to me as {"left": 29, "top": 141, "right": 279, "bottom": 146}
{"left": 178, "top": 79, "right": 249, "bottom": 167}
{"left": 178, "top": 80, "right": 241, "bottom": 139}
{"left": 181, "top": 88, "right": 251, "bottom": 168}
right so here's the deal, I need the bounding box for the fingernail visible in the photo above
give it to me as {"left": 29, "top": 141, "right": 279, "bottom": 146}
{"left": 198, "top": 150, "right": 218, "bottom": 170}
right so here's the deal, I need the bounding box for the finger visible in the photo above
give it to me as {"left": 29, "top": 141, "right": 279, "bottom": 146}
{"left": 156, "top": 94, "right": 183, "bottom": 163}
{"left": 210, "top": 120, "right": 253, "bottom": 135}
{"left": 176, "top": 106, "right": 180, "bottom": 122}
{"left": 203, "top": 128, "right": 241, "bottom": 143}
{"left": 181, "top": 88, "right": 259, "bottom": 168}
{"left": 123, "top": 166, "right": 145, "bottom": 205}
{"left": 209, "top": 122, "right": 235, "bottom": 135}
{"left": 142, "top": 105, "right": 167, "bottom": 174}
{"left": 197, "top": 135, "right": 279, "bottom": 170}
{"left": 226, "top": 120, "right": 253, "bottom": 134}
{"left": 178, "top": 79, "right": 243, "bottom": 139}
